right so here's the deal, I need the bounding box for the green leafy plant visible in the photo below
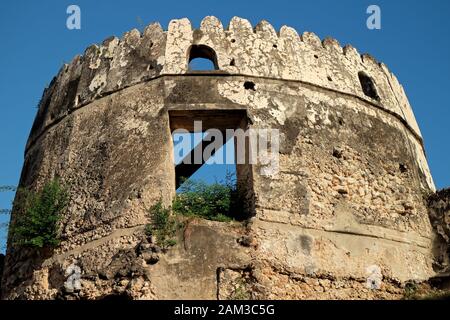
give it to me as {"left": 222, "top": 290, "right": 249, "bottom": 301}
{"left": 403, "top": 282, "right": 418, "bottom": 299}
{"left": 403, "top": 282, "right": 450, "bottom": 300}
{"left": 10, "top": 179, "right": 68, "bottom": 248}
{"left": 172, "top": 172, "right": 241, "bottom": 222}
{"left": 145, "top": 201, "right": 179, "bottom": 249}
{"left": 229, "top": 278, "right": 251, "bottom": 300}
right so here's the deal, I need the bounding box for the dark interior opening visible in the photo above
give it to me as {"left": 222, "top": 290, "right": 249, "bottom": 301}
{"left": 244, "top": 81, "right": 256, "bottom": 91}
{"left": 188, "top": 45, "right": 219, "bottom": 71}
{"left": 358, "top": 71, "right": 380, "bottom": 101}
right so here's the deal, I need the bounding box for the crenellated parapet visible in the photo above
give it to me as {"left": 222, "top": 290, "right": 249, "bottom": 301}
{"left": 4, "top": 16, "right": 441, "bottom": 300}
{"left": 29, "top": 16, "right": 422, "bottom": 152}
{"left": 29, "top": 22, "right": 167, "bottom": 148}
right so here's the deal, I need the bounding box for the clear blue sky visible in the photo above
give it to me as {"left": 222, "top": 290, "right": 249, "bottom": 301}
{"left": 1, "top": 0, "right": 450, "bottom": 252}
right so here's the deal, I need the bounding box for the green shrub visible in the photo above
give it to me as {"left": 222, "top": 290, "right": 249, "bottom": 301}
{"left": 229, "top": 278, "right": 251, "bottom": 300}
{"left": 146, "top": 201, "right": 179, "bottom": 249}
{"left": 172, "top": 173, "right": 240, "bottom": 222}
{"left": 10, "top": 179, "right": 68, "bottom": 248}
{"left": 403, "top": 282, "right": 450, "bottom": 300}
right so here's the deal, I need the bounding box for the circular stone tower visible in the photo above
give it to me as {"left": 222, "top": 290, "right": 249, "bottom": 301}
{"left": 1, "top": 16, "right": 437, "bottom": 300}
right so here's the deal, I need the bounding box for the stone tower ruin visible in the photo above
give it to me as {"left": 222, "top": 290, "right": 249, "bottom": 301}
{"left": 1, "top": 16, "right": 442, "bottom": 299}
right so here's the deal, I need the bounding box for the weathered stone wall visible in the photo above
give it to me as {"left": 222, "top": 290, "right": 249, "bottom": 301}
{"left": 27, "top": 17, "right": 433, "bottom": 190}
{"left": 428, "top": 189, "right": 450, "bottom": 276}
{"left": 1, "top": 17, "right": 438, "bottom": 300}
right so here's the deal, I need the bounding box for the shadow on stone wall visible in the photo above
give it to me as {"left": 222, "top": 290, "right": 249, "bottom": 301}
{"left": 428, "top": 188, "right": 450, "bottom": 289}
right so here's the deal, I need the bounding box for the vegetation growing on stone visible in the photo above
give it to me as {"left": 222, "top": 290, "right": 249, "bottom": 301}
{"left": 145, "top": 176, "right": 240, "bottom": 249}
{"left": 402, "top": 282, "right": 450, "bottom": 300}
{"left": 145, "top": 201, "right": 179, "bottom": 249}
{"left": 10, "top": 179, "right": 68, "bottom": 248}
{"left": 172, "top": 174, "right": 240, "bottom": 222}
{"left": 228, "top": 278, "right": 251, "bottom": 300}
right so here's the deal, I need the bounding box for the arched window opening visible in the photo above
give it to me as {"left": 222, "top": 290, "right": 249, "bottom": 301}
{"left": 188, "top": 45, "right": 219, "bottom": 71}
{"left": 358, "top": 72, "right": 380, "bottom": 101}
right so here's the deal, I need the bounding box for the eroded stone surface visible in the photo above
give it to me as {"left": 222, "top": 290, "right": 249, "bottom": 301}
{"left": 1, "top": 17, "right": 442, "bottom": 300}
{"left": 429, "top": 189, "right": 450, "bottom": 276}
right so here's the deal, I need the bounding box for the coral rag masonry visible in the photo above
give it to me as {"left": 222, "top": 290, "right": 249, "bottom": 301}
{"left": 0, "top": 16, "right": 439, "bottom": 299}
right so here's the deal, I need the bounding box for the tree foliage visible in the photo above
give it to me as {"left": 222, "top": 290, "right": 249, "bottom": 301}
{"left": 145, "top": 201, "right": 179, "bottom": 249}
{"left": 172, "top": 172, "right": 240, "bottom": 222}
{"left": 9, "top": 179, "right": 68, "bottom": 248}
